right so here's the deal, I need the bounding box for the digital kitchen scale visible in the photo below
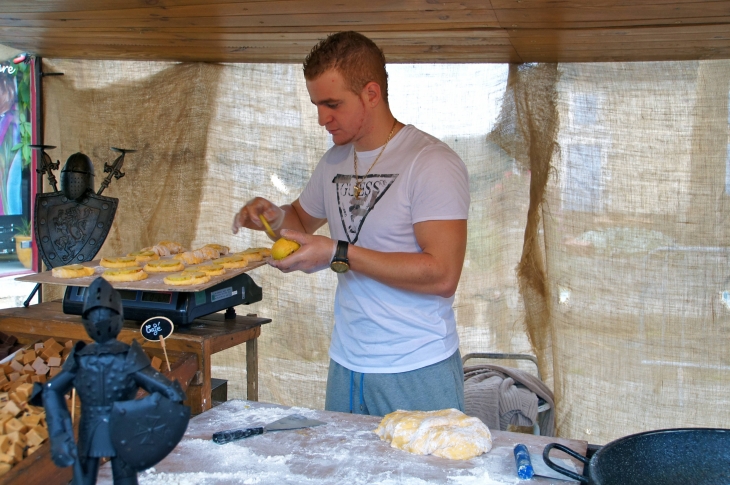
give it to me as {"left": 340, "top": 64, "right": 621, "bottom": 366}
{"left": 62, "top": 272, "right": 262, "bottom": 325}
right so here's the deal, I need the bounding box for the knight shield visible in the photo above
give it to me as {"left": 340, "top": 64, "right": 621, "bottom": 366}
{"left": 34, "top": 191, "right": 117, "bottom": 268}
{"left": 110, "top": 392, "right": 190, "bottom": 471}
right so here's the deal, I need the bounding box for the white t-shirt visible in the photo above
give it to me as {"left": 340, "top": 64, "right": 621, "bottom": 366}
{"left": 299, "top": 124, "right": 470, "bottom": 373}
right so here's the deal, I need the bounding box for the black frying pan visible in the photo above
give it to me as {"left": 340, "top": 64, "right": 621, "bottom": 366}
{"left": 543, "top": 428, "right": 730, "bottom": 485}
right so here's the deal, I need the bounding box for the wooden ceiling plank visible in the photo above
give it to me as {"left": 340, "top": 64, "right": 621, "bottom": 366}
{"left": 0, "top": 28, "right": 510, "bottom": 44}
{"left": 12, "top": 42, "right": 520, "bottom": 63}
{"left": 0, "top": 1, "right": 495, "bottom": 19}
{"left": 0, "top": 0, "right": 491, "bottom": 14}
{"left": 494, "top": 3, "right": 730, "bottom": 28}
{"left": 0, "top": 10, "right": 500, "bottom": 29}
{"left": 490, "top": 0, "right": 728, "bottom": 8}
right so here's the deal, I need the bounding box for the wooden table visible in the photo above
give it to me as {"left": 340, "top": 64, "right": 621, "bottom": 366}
{"left": 0, "top": 301, "right": 271, "bottom": 415}
{"left": 97, "top": 400, "right": 588, "bottom": 484}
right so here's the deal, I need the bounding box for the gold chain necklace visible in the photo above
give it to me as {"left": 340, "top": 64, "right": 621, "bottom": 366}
{"left": 353, "top": 118, "right": 398, "bottom": 199}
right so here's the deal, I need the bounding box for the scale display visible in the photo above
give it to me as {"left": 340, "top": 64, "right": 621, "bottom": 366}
{"left": 63, "top": 272, "right": 262, "bottom": 325}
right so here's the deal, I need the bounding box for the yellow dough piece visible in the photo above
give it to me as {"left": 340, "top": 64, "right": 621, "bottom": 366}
{"left": 127, "top": 250, "right": 160, "bottom": 263}
{"left": 197, "top": 246, "right": 221, "bottom": 260}
{"left": 203, "top": 244, "right": 230, "bottom": 256}
{"left": 238, "top": 247, "right": 271, "bottom": 262}
{"left": 216, "top": 254, "right": 248, "bottom": 269}
{"left": 374, "top": 409, "right": 493, "bottom": 460}
{"left": 143, "top": 259, "right": 186, "bottom": 273}
{"left": 100, "top": 256, "right": 140, "bottom": 269}
{"left": 142, "top": 245, "right": 171, "bottom": 257}
{"left": 174, "top": 250, "right": 205, "bottom": 265}
{"left": 157, "top": 240, "right": 185, "bottom": 254}
{"left": 102, "top": 267, "right": 148, "bottom": 282}
{"left": 163, "top": 271, "right": 210, "bottom": 286}
{"left": 51, "top": 264, "right": 96, "bottom": 279}
{"left": 193, "top": 263, "right": 226, "bottom": 276}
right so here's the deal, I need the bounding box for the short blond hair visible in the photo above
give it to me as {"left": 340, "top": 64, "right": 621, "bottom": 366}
{"left": 303, "top": 31, "right": 389, "bottom": 104}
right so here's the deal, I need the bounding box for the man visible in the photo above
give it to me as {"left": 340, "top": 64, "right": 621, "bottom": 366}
{"left": 232, "top": 31, "right": 470, "bottom": 416}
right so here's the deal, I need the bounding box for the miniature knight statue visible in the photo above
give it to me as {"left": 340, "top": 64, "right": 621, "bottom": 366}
{"left": 31, "top": 277, "right": 189, "bottom": 485}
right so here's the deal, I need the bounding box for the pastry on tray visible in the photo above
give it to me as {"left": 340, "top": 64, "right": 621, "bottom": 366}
{"left": 100, "top": 256, "right": 139, "bottom": 269}
{"left": 143, "top": 259, "right": 186, "bottom": 273}
{"left": 203, "top": 243, "right": 229, "bottom": 256}
{"left": 216, "top": 254, "right": 248, "bottom": 269}
{"left": 102, "top": 267, "right": 148, "bottom": 282}
{"left": 163, "top": 271, "right": 210, "bottom": 286}
{"left": 157, "top": 240, "right": 185, "bottom": 254}
{"left": 51, "top": 264, "right": 96, "bottom": 279}
{"left": 238, "top": 247, "right": 271, "bottom": 262}
{"left": 193, "top": 263, "right": 226, "bottom": 276}
{"left": 127, "top": 250, "right": 160, "bottom": 263}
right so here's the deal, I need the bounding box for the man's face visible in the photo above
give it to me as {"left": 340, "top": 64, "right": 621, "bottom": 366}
{"left": 306, "top": 69, "right": 369, "bottom": 146}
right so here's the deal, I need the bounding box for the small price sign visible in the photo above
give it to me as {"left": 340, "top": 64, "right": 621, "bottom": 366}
{"left": 141, "top": 316, "right": 174, "bottom": 371}
{"left": 141, "top": 316, "right": 174, "bottom": 341}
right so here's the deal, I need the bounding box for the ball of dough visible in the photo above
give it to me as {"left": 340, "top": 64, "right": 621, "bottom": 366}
{"left": 144, "top": 259, "right": 186, "bottom": 273}
{"left": 374, "top": 409, "right": 492, "bottom": 460}
{"left": 51, "top": 264, "right": 96, "bottom": 279}
{"left": 102, "top": 267, "right": 148, "bottom": 282}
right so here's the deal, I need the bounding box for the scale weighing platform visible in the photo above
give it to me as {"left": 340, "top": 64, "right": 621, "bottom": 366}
{"left": 62, "top": 272, "right": 262, "bottom": 325}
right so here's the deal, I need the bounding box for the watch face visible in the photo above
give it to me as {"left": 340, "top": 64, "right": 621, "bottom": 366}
{"left": 330, "top": 261, "right": 349, "bottom": 273}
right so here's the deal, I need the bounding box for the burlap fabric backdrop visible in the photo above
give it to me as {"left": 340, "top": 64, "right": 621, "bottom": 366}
{"left": 41, "top": 58, "right": 730, "bottom": 445}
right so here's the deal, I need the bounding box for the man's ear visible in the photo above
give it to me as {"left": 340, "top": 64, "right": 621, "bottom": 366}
{"left": 362, "top": 81, "right": 382, "bottom": 107}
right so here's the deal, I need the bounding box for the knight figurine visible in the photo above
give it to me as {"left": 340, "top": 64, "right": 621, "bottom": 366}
{"left": 30, "top": 277, "right": 190, "bottom": 485}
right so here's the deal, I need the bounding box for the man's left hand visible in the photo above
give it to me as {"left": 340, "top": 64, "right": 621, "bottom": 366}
{"left": 268, "top": 230, "right": 337, "bottom": 274}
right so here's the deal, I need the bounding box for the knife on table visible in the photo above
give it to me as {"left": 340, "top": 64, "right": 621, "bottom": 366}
{"left": 212, "top": 414, "right": 326, "bottom": 444}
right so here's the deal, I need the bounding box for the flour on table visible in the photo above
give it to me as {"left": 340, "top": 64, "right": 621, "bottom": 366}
{"left": 375, "top": 409, "right": 493, "bottom": 460}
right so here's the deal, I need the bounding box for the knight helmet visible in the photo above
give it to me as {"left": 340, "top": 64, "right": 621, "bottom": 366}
{"left": 82, "top": 277, "right": 124, "bottom": 343}
{"left": 60, "top": 152, "right": 95, "bottom": 201}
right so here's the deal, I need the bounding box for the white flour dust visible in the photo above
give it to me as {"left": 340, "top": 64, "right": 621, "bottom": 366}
{"left": 124, "top": 402, "right": 521, "bottom": 485}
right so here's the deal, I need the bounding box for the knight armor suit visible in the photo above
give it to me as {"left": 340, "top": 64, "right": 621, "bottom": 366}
{"left": 31, "top": 278, "right": 189, "bottom": 485}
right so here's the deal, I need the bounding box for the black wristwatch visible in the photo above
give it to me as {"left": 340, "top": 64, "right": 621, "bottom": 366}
{"left": 330, "top": 240, "right": 350, "bottom": 273}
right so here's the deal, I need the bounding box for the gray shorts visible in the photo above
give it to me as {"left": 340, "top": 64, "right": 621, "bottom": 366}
{"left": 325, "top": 350, "right": 465, "bottom": 417}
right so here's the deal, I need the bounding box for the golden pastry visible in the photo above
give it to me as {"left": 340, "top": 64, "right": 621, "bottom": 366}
{"left": 163, "top": 271, "right": 210, "bottom": 286}
{"left": 193, "top": 263, "right": 226, "bottom": 276}
{"left": 127, "top": 250, "right": 160, "bottom": 263}
{"left": 143, "top": 259, "right": 186, "bottom": 273}
{"left": 100, "top": 256, "right": 140, "bottom": 269}
{"left": 238, "top": 247, "right": 271, "bottom": 262}
{"left": 174, "top": 251, "right": 204, "bottom": 265}
{"left": 102, "top": 267, "right": 148, "bottom": 282}
{"left": 142, "top": 245, "right": 171, "bottom": 257}
{"left": 51, "top": 264, "right": 96, "bottom": 279}
{"left": 197, "top": 246, "right": 220, "bottom": 260}
{"left": 216, "top": 254, "right": 247, "bottom": 269}
{"left": 203, "top": 244, "right": 230, "bottom": 256}
{"left": 158, "top": 240, "right": 185, "bottom": 254}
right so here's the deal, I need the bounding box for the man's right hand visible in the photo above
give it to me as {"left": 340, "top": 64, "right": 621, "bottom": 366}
{"left": 232, "top": 197, "right": 285, "bottom": 235}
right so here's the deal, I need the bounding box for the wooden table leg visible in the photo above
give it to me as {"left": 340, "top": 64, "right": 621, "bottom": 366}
{"left": 246, "top": 338, "right": 258, "bottom": 401}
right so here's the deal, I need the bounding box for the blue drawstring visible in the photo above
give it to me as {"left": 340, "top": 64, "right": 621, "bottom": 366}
{"left": 349, "top": 371, "right": 366, "bottom": 414}
{"left": 359, "top": 373, "right": 365, "bottom": 412}
{"left": 349, "top": 371, "right": 354, "bottom": 413}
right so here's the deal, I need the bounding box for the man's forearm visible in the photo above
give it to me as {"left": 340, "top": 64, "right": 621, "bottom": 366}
{"left": 347, "top": 246, "right": 464, "bottom": 298}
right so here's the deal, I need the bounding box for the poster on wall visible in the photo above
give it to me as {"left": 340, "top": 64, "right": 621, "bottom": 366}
{"left": 0, "top": 57, "right": 33, "bottom": 277}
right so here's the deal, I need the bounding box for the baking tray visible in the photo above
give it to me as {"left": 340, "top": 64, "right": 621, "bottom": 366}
{"left": 15, "top": 257, "right": 268, "bottom": 293}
